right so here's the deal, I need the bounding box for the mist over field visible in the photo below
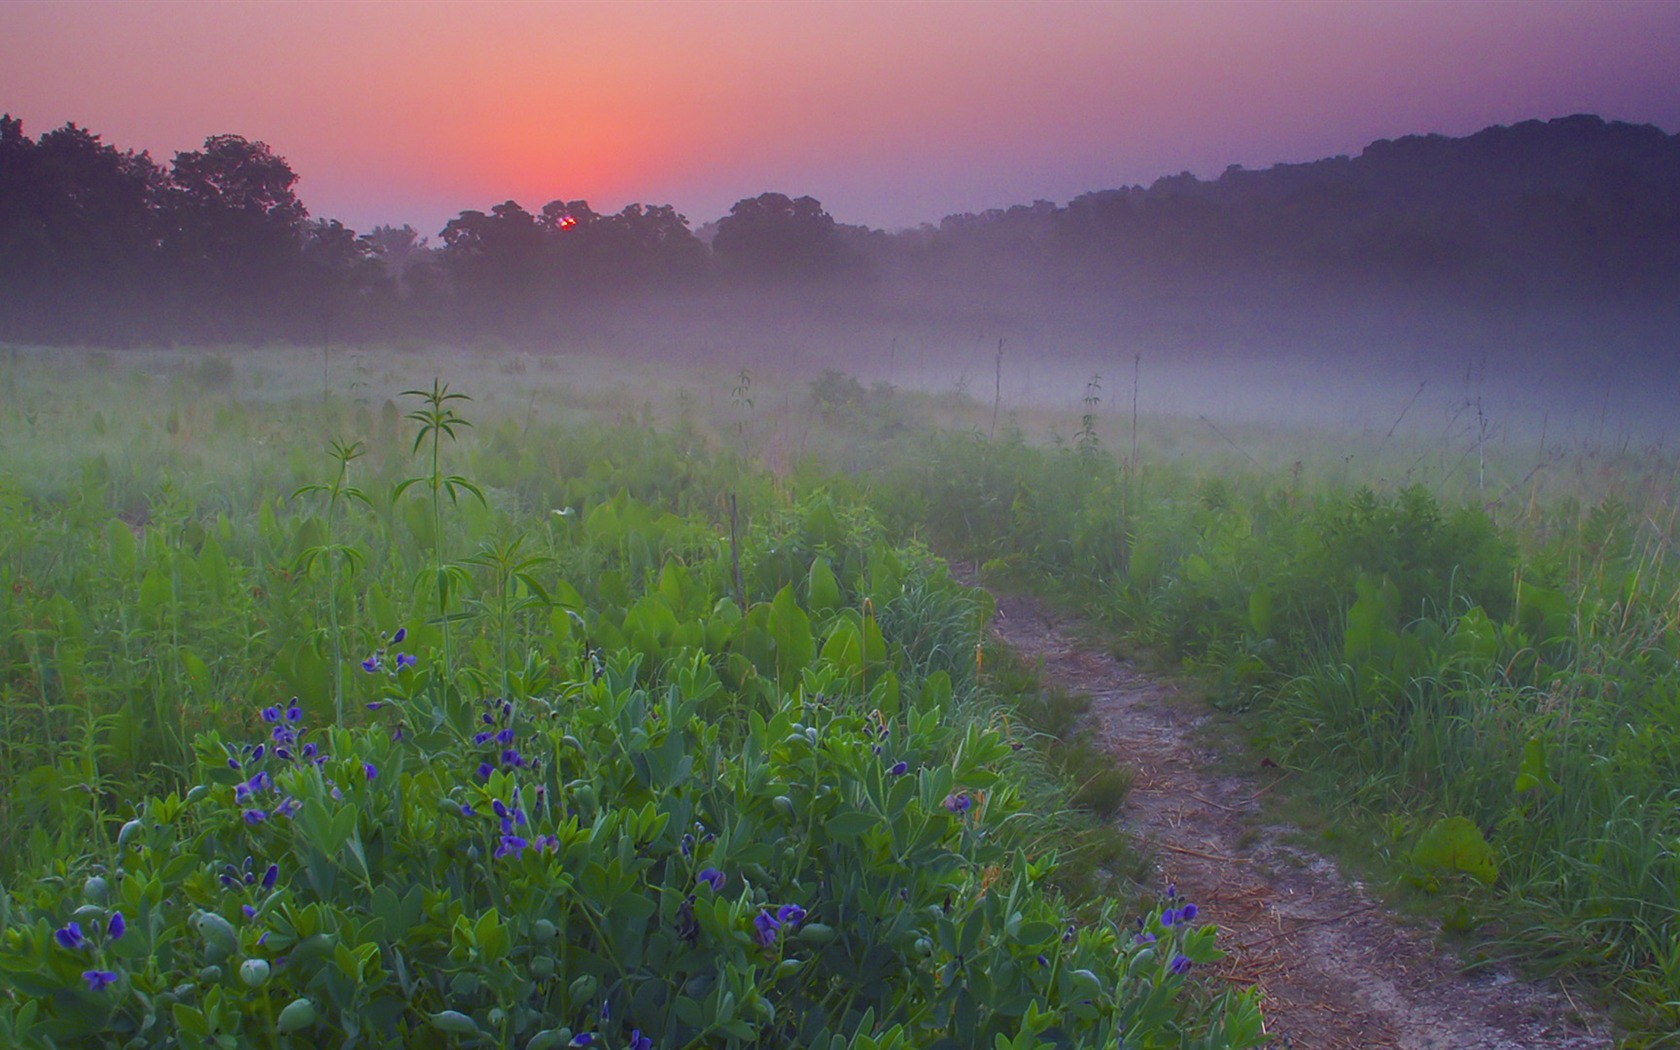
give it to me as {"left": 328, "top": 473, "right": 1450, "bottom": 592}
{"left": 3, "top": 111, "right": 1678, "bottom": 444}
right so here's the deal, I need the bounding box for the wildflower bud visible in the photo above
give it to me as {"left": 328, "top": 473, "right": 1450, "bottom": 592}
{"left": 797, "top": 922, "right": 836, "bottom": 944}
{"left": 239, "top": 959, "right": 271, "bottom": 987}
{"left": 426, "top": 1007, "right": 480, "bottom": 1034}
{"left": 276, "top": 998, "right": 317, "bottom": 1033}
{"left": 191, "top": 910, "right": 239, "bottom": 961}
{"left": 567, "top": 974, "right": 598, "bottom": 1005}
{"left": 83, "top": 877, "right": 110, "bottom": 905}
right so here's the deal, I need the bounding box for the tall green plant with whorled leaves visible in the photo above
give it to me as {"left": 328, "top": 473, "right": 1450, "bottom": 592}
{"left": 394, "top": 382, "right": 485, "bottom": 690}
{"left": 292, "top": 439, "right": 371, "bottom": 724}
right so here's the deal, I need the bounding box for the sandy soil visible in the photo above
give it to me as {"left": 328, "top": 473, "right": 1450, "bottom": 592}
{"left": 977, "top": 579, "right": 1614, "bottom": 1049}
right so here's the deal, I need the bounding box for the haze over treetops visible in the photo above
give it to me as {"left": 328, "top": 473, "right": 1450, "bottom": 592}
{"left": 4, "top": 0, "right": 1679, "bottom": 235}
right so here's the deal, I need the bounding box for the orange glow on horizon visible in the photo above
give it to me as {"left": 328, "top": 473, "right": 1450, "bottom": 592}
{"left": 2, "top": 0, "right": 1677, "bottom": 234}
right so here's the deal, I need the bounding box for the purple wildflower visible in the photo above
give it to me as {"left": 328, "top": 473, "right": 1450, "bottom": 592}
{"left": 628, "top": 1030, "right": 652, "bottom": 1050}
{"left": 286, "top": 701, "right": 302, "bottom": 722}
{"left": 395, "top": 652, "right": 416, "bottom": 670}
{"left": 82, "top": 969, "right": 119, "bottom": 991}
{"left": 391, "top": 627, "right": 406, "bottom": 644}
{"left": 54, "top": 922, "right": 87, "bottom": 950}
{"left": 1161, "top": 909, "right": 1178, "bottom": 927}
{"left": 889, "top": 760, "right": 909, "bottom": 776}
{"left": 242, "top": 809, "right": 266, "bottom": 825}
{"left": 496, "top": 727, "right": 515, "bottom": 745}
{"left": 776, "top": 904, "right": 807, "bottom": 926}
{"left": 476, "top": 762, "right": 493, "bottom": 781}
{"left": 262, "top": 863, "right": 279, "bottom": 891}
{"left": 1169, "top": 953, "right": 1192, "bottom": 975}
{"left": 1180, "top": 903, "right": 1198, "bottom": 923}
{"left": 108, "top": 912, "right": 125, "bottom": 942}
{"left": 242, "top": 904, "right": 257, "bottom": 919}
{"left": 697, "top": 867, "right": 725, "bottom": 892}
{"left": 473, "top": 731, "right": 493, "bottom": 745}
{"left": 275, "top": 797, "right": 298, "bottom": 818}
{"left": 942, "top": 791, "right": 972, "bottom": 814}
{"left": 260, "top": 706, "right": 280, "bottom": 724}
{"left": 360, "top": 654, "right": 379, "bottom": 673}
{"left": 753, "top": 910, "right": 780, "bottom": 947}
{"left": 363, "top": 763, "right": 377, "bottom": 781}
{"left": 495, "top": 835, "right": 529, "bottom": 860}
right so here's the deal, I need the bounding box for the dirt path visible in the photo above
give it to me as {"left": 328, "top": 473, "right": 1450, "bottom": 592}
{"left": 978, "top": 581, "right": 1613, "bottom": 1050}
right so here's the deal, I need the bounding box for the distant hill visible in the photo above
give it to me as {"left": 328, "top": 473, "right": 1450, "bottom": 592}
{"left": 912, "top": 114, "right": 1680, "bottom": 306}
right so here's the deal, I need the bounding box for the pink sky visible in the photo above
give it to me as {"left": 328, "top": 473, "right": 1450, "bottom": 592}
{"left": 4, "top": 0, "right": 1678, "bottom": 235}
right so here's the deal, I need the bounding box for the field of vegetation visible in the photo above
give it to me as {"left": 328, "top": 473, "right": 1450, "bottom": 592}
{"left": 3, "top": 343, "right": 1678, "bottom": 1046}
{"left": 0, "top": 346, "right": 1261, "bottom": 1049}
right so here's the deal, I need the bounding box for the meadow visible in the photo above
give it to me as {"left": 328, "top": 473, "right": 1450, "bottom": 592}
{"left": 0, "top": 345, "right": 1259, "bottom": 1049}
{"left": 2, "top": 342, "right": 1678, "bottom": 1045}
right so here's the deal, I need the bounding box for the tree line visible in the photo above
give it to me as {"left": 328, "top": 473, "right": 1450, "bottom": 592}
{"left": 3, "top": 112, "right": 1676, "bottom": 348}
{"left": 0, "top": 116, "right": 866, "bottom": 345}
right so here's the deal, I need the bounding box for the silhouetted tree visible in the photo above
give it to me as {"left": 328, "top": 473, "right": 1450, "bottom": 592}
{"left": 712, "top": 192, "right": 855, "bottom": 281}
{"left": 161, "top": 134, "right": 310, "bottom": 337}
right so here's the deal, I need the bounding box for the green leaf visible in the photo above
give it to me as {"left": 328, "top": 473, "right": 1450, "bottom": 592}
{"left": 1411, "top": 816, "right": 1498, "bottom": 885}
{"left": 1513, "top": 736, "right": 1560, "bottom": 795}
{"left": 825, "top": 810, "right": 877, "bottom": 841}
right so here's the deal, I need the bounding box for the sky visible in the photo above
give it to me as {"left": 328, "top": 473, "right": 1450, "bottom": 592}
{"left": 4, "top": 0, "right": 1680, "bottom": 238}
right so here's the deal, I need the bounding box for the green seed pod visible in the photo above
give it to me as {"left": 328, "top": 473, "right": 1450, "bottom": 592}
{"left": 292, "top": 933, "right": 337, "bottom": 963}
{"left": 191, "top": 911, "right": 238, "bottom": 962}
{"left": 532, "top": 918, "right": 558, "bottom": 943}
{"left": 430, "top": 1011, "right": 481, "bottom": 1036}
{"left": 560, "top": 735, "right": 583, "bottom": 752}
{"left": 117, "top": 819, "right": 144, "bottom": 849}
{"left": 185, "top": 785, "right": 210, "bottom": 804}
{"left": 567, "top": 974, "right": 597, "bottom": 1006}
{"left": 72, "top": 904, "right": 106, "bottom": 925}
{"left": 774, "top": 958, "right": 804, "bottom": 979}
{"left": 276, "top": 998, "right": 317, "bottom": 1033}
{"left": 239, "top": 959, "right": 270, "bottom": 988}
{"left": 488, "top": 1008, "right": 507, "bottom": 1028}
{"left": 798, "top": 923, "right": 837, "bottom": 945}
{"left": 83, "top": 877, "right": 110, "bottom": 905}
{"left": 1068, "top": 968, "right": 1104, "bottom": 998}
{"left": 914, "top": 937, "right": 934, "bottom": 957}
{"left": 197, "top": 965, "right": 223, "bottom": 983}
{"left": 526, "top": 1032, "right": 563, "bottom": 1050}
{"left": 772, "top": 795, "right": 795, "bottom": 818}
{"left": 531, "top": 955, "right": 555, "bottom": 978}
